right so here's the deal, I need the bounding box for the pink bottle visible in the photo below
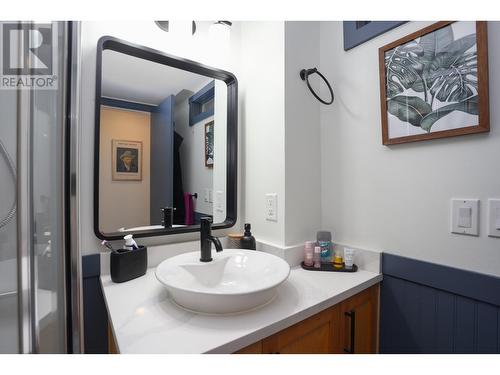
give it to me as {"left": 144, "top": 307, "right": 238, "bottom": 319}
{"left": 303, "top": 241, "right": 315, "bottom": 266}
{"left": 313, "top": 246, "right": 321, "bottom": 268}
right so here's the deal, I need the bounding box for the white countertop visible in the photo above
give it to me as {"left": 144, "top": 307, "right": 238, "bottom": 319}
{"left": 101, "top": 264, "right": 382, "bottom": 354}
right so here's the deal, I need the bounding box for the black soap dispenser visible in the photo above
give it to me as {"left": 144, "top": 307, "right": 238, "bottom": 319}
{"left": 240, "top": 223, "right": 256, "bottom": 250}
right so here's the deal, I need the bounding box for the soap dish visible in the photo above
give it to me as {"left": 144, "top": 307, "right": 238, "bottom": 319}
{"left": 300, "top": 262, "right": 358, "bottom": 272}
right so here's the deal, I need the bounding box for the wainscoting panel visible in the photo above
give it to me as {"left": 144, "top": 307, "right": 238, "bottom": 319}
{"left": 82, "top": 254, "right": 108, "bottom": 354}
{"left": 380, "top": 254, "right": 500, "bottom": 354}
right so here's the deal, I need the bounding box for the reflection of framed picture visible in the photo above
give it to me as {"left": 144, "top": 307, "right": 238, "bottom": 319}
{"left": 379, "top": 21, "right": 489, "bottom": 145}
{"left": 205, "top": 121, "right": 214, "bottom": 168}
{"left": 112, "top": 139, "right": 142, "bottom": 181}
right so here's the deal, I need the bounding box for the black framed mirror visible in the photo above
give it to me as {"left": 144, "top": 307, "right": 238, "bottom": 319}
{"left": 94, "top": 36, "right": 237, "bottom": 240}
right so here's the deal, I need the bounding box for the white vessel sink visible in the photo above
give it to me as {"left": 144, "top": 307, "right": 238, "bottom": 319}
{"left": 155, "top": 249, "right": 291, "bottom": 314}
{"left": 117, "top": 224, "right": 184, "bottom": 232}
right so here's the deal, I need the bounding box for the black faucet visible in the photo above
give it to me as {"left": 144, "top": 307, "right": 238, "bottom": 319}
{"left": 200, "top": 217, "right": 223, "bottom": 262}
{"left": 161, "top": 207, "right": 175, "bottom": 228}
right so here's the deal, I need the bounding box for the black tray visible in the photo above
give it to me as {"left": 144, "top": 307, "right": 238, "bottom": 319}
{"left": 300, "top": 262, "right": 358, "bottom": 272}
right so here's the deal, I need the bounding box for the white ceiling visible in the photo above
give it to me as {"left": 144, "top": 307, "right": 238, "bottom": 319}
{"left": 101, "top": 49, "right": 213, "bottom": 105}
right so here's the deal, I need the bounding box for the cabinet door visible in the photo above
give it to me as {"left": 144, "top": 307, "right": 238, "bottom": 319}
{"left": 235, "top": 341, "right": 263, "bottom": 354}
{"left": 262, "top": 305, "right": 341, "bottom": 354}
{"left": 340, "top": 284, "right": 379, "bottom": 354}
{"left": 108, "top": 323, "right": 118, "bottom": 354}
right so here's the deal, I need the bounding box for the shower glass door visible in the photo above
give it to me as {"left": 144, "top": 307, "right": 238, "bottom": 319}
{"left": 0, "top": 78, "right": 19, "bottom": 353}
{"left": 0, "top": 21, "right": 80, "bottom": 353}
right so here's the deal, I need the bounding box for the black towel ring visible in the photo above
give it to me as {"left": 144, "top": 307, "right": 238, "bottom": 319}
{"left": 300, "top": 68, "right": 334, "bottom": 105}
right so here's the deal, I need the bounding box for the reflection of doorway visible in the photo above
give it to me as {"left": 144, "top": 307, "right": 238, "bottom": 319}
{"left": 150, "top": 95, "right": 175, "bottom": 225}
{"left": 172, "top": 131, "right": 185, "bottom": 225}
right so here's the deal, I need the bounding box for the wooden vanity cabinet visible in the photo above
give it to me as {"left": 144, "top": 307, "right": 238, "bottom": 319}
{"left": 339, "top": 284, "right": 379, "bottom": 354}
{"left": 108, "top": 323, "right": 118, "bottom": 354}
{"left": 235, "top": 284, "right": 379, "bottom": 354}
{"left": 261, "top": 304, "right": 342, "bottom": 354}
{"left": 234, "top": 340, "right": 263, "bottom": 354}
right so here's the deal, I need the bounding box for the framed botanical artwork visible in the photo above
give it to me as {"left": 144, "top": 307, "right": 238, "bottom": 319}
{"left": 379, "top": 21, "right": 489, "bottom": 145}
{"left": 112, "top": 139, "right": 142, "bottom": 181}
{"left": 205, "top": 121, "right": 214, "bottom": 168}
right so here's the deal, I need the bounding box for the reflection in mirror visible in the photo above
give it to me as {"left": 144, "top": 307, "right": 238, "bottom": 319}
{"left": 98, "top": 47, "right": 229, "bottom": 236}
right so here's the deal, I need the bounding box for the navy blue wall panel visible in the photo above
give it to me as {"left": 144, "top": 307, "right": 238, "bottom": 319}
{"left": 476, "top": 303, "right": 498, "bottom": 353}
{"left": 498, "top": 309, "right": 500, "bottom": 352}
{"left": 454, "top": 296, "right": 476, "bottom": 353}
{"left": 82, "top": 254, "right": 108, "bottom": 354}
{"left": 381, "top": 254, "right": 500, "bottom": 354}
{"left": 417, "top": 285, "right": 437, "bottom": 352}
{"left": 435, "top": 290, "right": 454, "bottom": 353}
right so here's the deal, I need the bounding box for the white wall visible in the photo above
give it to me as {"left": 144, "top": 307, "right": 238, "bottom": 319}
{"left": 284, "top": 22, "right": 322, "bottom": 246}
{"left": 99, "top": 106, "right": 151, "bottom": 232}
{"left": 80, "top": 21, "right": 242, "bottom": 254}
{"left": 239, "top": 22, "right": 286, "bottom": 246}
{"left": 319, "top": 21, "right": 500, "bottom": 277}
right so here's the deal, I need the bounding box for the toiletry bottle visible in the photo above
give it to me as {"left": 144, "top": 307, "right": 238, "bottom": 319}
{"left": 123, "top": 234, "right": 138, "bottom": 251}
{"left": 227, "top": 233, "right": 244, "bottom": 249}
{"left": 305, "top": 252, "right": 314, "bottom": 267}
{"left": 313, "top": 246, "right": 322, "bottom": 268}
{"left": 333, "top": 252, "right": 343, "bottom": 269}
{"left": 343, "top": 248, "right": 355, "bottom": 270}
{"left": 240, "top": 223, "right": 256, "bottom": 250}
{"left": 304, "top": 241, "right": 315, "bottom": 266}
{"left": 317, "top": 231, "right": 333, "bottom": 263}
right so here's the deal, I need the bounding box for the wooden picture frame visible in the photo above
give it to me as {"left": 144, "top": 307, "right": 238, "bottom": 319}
{"left": 204, "top": 121, "right": 214, "bottom": 168}
{"left": 379, "top": 21, "right": 489, "bottom": 145}
{"left": 112, "top": 139, "right": 142, "bottom": 181}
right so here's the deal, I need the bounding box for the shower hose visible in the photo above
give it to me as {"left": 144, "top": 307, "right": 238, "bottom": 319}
{"left": 0, "top": 139, "right": 16, "bottom": 229}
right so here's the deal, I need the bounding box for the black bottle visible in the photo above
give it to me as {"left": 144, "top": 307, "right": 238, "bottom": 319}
{"left": 240, "top": 223, "right": 256, "bottom": 250}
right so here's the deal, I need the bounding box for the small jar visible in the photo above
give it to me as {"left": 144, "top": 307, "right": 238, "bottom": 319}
{"left": 303, "top": 241, "right": 315, "bottom": 266}
{"left": 227, "top": 233, "right": 244, "bottom": 249}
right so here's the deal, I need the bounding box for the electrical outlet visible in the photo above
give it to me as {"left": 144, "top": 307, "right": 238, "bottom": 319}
{"left": 204, "top": 189, "right": 210, "bottom": 203}
{"left": 265, "top": 193, "right": 278, "bottom": 222}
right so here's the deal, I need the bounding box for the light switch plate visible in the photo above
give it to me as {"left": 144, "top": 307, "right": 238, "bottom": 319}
{"left": 265, "top": 193, "right": 278, "bottom": 222}
{"left": 451, "top": 199, "right": 479, "bottom": 236}
{"left": 487, "top": 199, "right": 500, "bottom": 238}
{"left": 458, "top": 207, "right": 472, "bottom": 228}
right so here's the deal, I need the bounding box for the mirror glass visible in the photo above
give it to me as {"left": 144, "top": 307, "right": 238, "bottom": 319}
{"left": 96, "top": 44, "right": 235, "bottom": 238}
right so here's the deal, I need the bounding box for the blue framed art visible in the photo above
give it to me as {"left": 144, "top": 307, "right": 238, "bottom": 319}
{"left": 343, "top": 21, "right": 406, "bottom": 51}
